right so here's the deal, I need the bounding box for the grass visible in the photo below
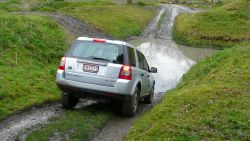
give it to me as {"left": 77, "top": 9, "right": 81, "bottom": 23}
{"left": 0, "top": 0, "right": 156, "bottom": 39}
{"left": 0, "top": 14, "right": 68, "bottom": 119}
{"left": 32, "top": 1, "right": 156, "bottom": 38}
{"left": 173, "top": 0, "right": 250, "bottom": 49}
{"left": 24, "top": 103, "right": 112, "bottom": 141}
{"left": 125, "top": 42, "right": 250, "bottom": 140}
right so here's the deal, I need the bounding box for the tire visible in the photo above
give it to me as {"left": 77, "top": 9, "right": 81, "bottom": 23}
{"left": 122, "top": 87, "right": 139, "bottom": 117}
{"left": 144, "top": 87, "right": 154, "bottom": 104}
{"left": 61, "top": 92, "right": 79, "bottom": 109}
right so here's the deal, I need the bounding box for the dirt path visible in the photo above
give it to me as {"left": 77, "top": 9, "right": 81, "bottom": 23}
{"left": 12, "top": 12, "right": 113, "bottom": 42}
{"left": 91, "top": 93, "right": 164, "bottom": 141}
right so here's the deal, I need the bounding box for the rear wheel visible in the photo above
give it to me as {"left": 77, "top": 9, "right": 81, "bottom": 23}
{"left": 122, "top": 87, "right": 139, "bottom": 117}
{"left": 61, "top": 92, "right": 79, "bottom": 109}
{"left": 144, "top": 87, "right": 154, "bottom": 104}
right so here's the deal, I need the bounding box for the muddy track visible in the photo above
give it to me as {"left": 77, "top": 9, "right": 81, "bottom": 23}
{"left": 0, "top": 100, "right": 95, "bottom": 141}
{"left": 12, "top": 12, "right": 113, "bottom": 42}
{"left": 90, "top": 93, "right": 164, "bottom": 141}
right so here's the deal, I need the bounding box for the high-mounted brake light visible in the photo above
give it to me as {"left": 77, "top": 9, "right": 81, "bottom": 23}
{"left": 58, "top": 57, "right": 66, "bottom": 70}
{"left": 118, "top": 65, "right": 132, "bottom": 80}
{"left": 93, "top": 38, "right": 106, "bottom": 43}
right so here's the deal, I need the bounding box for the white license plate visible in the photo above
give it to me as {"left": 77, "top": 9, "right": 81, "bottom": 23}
{"left": 83, "top": 64, "right": 99, "bottom": 73}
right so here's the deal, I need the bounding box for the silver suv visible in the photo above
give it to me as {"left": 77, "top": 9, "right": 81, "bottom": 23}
{"left": 56, "top": 37, "right": 157, "bottom": 116}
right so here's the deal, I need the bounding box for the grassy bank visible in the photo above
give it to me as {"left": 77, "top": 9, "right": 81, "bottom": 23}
{"left": 126, "top": 42, "right": 250, "bottom": 140}
{"left": 0, "top": 14, "right": 68, "bottom": 119}
{"left": 0, "top": 0, "right": 156, "bottom": 39}
{"left": 33, "top": 1, "right": 156, "bottom": 38}
{"left": 173, "top": 0, "right": 250, "bottom": 49}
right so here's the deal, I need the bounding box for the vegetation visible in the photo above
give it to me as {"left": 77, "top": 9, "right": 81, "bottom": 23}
{"left": 0, "top": 0, "right": 156, "bottom": 39}
{"left": 0, "top": 14, "right": 68, "bottom": 119}
{"left": 24, "top": 103, "right": 112, "bottom": 141}
{"left": 32, "top": 1, "right": 155, "bottom": 38}
{"left": 173, "top": 0, "right": 250, "bottom": 49}
{"left": 126, "top": 42, "right": 250, "bottom": 140}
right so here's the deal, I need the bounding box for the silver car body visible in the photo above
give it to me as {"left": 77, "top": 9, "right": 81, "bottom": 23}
{"left": 56, "top": 37, "right": 155, "bottom": 100}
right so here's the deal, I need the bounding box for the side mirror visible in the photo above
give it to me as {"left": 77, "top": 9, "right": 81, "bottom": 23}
{"left": 150, "top": 67, "right": 157, "bottom": 73}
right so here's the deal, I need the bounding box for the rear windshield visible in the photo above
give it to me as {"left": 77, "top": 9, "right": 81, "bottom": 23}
{"left": 67, "top": 40, "right": 124, "bottom": 64}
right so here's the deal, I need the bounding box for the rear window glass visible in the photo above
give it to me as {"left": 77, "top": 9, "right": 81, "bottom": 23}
{"left": 128, "top": 47, "right": 136, "bottom": 67}
{"left": 67, "top": 40, "right": 124, "bottom": 64}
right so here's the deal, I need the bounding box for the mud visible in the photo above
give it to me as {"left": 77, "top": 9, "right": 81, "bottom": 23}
{"left": 0, "top": 100, "right": 94, "bottom": 141}
{"left": 0, "top": 103, "right": 61, "bottom": 141}
{"left": 12, "top": 12, "right": 112, "bottom": 42}
{"left": 91, "top": 93, "right": 164, "bottom": 141}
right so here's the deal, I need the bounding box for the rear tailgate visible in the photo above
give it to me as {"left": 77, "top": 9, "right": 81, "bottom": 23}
{"left": 65, "top": 58, "right": 121, "bottom": 87}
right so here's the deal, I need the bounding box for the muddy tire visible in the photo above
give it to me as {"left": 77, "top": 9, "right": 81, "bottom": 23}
{"left": 144, "top": 88, "right": 154, "bottom": 104}
{"left": 61, "top": 92, "right": 79, "bottom": 109}
{"left": 122, "top": 87, "right": 139, "bottom": 117}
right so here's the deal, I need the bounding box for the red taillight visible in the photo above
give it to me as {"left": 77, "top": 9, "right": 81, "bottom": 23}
{"left": 118, "top": 65, "right": 132, "bottom": 80}
{"left": 58, "top": 57, "right": 66, "bottom": 70}
{"left": 93, "top": 38, "right": 106, "bottom": 43}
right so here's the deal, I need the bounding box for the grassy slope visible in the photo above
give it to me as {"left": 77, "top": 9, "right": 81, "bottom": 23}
{"left": 0, "top": 0, "right": 156, "bottom": 39}
{"left": 0, "top": 14, "right": 68, "bottom": 119}
{"left": 126, "top": 42, "right": 250, "bottom": 140}
{"left": 173, "top": 0, "right": 250, "bottom": 49}
{"left": 32, "top": 1, "right": 155, "bottom": 38}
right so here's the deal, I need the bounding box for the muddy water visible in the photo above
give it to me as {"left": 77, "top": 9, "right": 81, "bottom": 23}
{"left": 130, "top": 5, "right": 215, "bottom": 93}
{"left": 130, "top": 38, "right": 215, "bottom": 93}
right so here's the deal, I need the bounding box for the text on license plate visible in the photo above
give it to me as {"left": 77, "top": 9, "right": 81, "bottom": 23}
{"left": 83, "top": 64, "right": 99, "bottom": 73}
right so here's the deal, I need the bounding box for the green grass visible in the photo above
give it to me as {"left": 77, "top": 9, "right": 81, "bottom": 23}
{"left": 32, "top": 1, "right": 156, "bottom": 38}
{"left": 0, "top": 0, "right": 156, "bottom": 39}
{"left": 0, "top": 14, "right": 68, "bottom": 119}
{"left": 173, "top": 0, "right": 250, "bottom": 49}
{"left": 24, "top": 104, "right": 112, "bottom": 141}
{"left": 125, "top": 42, "right": 250, "bottom": 140}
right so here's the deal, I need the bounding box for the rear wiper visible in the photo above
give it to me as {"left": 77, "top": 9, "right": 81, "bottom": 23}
{"left": 92, "top": 57, "right": 111, "bottom": 62}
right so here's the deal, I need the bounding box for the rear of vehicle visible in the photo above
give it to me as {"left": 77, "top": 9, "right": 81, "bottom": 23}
{"left": 56, "top": 37, "right": 140, "bottom": 116}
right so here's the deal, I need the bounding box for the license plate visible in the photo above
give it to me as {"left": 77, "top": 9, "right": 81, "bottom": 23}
{"left": 83, "top": 64, "right": 99, "bottom": 73}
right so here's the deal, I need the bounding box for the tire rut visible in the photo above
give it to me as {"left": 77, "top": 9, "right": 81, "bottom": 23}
{"left": 12, "top": 12, "right": 112, "bottom": 42}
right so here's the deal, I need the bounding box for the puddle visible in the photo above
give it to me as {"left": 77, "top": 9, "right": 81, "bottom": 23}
{"left": 130, "top": 4, "right": 215, "bottom": 93}
{"left": 130, "top": 38, "right": 216, "bottom": 93}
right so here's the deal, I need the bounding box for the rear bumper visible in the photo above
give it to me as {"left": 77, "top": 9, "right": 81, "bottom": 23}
{"left": 56, "top": 70, "right": 134, "bottom": 101}
{"left": 57, "top": 83, "right": 131, "bottom": 101}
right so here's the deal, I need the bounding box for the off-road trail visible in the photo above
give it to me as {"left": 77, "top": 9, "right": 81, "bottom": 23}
{"left": 0, "top": 4, "right": 215, "bottom": 141}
